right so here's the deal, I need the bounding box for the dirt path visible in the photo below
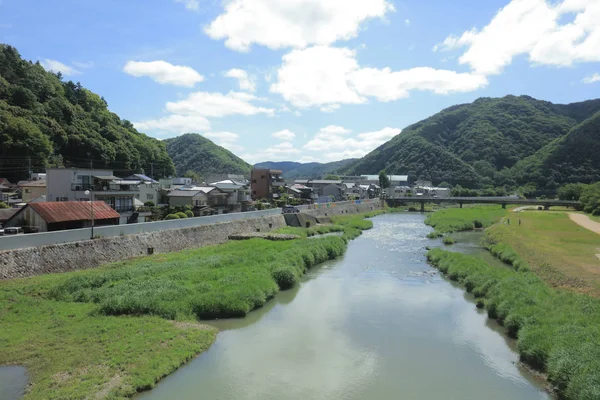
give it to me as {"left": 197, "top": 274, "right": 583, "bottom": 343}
{"left": 569, "top": 213, "right": 600, "bottom": 235}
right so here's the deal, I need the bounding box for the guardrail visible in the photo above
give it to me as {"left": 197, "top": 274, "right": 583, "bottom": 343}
{"left": 0, "top": 199, "right": 380, "bottom": 251}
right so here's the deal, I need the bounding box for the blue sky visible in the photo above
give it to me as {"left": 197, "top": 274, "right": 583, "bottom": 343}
{"left": 1, "top": 0, "right": 599, "bottom": 164}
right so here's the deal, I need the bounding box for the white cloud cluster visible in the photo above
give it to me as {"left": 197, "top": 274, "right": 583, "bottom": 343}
{"left": 41, "top": 59, "right": 81, "bottom": 76}
{"left": 224, "top": 68, "right": 256, "bottom": 92}
{"left": 204, "top": 131, "right": 244, "bottom": 152}
{"left": 436, "top": 0, "right": 600, "bottom": 75}
{"left": 204, "top": 0, "right": 394, "bottom": 52}
{"left": 174, "top": 0, "right": 199, "bottom": 11}
{"left": 123, "top": 60, "right": 204, "bottom": 87}
{"left": 304, "top": 126, "right": 400, "bottom": 161}
{"left": 134, "top": 91, "right": 274, "bottom": 136}
{"left": 583, "top": 73, "right": 600, "bottom": 84}
{"left": 270, "top": 46, "right": 487, "bottom": 108}
{"left": 241, "top": 141, "right": 300, "bottom": 164}
{"left": 272, "top": 129, "right": 296, "bottom": 140}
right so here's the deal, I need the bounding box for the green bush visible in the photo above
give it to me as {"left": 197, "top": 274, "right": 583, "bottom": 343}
{"left": 425, "top": 206, "right": 505, "bottom": 233}
{"left": 427, "top": 231, "right": 443, "bottom": 239}
{"left": 184, "top": 210, "right": 194, "bottom": 218}
{"left": 427, "top": 249, "right": 600, "bottom": 400}
{"left": 183, "top": 204, "right": 192, "bottom": 211}
{"left": 144, "top": 201, "right": 155, "bottom": 207}
{"left": 271, "top": 267, "right": 298, "bottom": 290}
{"left": 164, "top": 214, "right": 180, "bottom": 220}
{"left": 176, "top": 212, "right": 188, "bottom": 219}
{"left": 442, "top": 236, "right": 456, "bottom": 245}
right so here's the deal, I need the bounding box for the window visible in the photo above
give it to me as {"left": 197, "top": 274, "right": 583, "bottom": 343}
{"left": 146, "top": 194, "right": 154, "bottom": 200}
{"left": 252, "top": 179, "right": 257, "bottom": 183}
{"left": 260, "top": 175, "right": 265, "bottom": 179}
{"left": 25, "top": 189, "right": 31, "bottom": 193}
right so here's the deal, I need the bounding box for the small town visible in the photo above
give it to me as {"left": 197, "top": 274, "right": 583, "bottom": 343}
{"left": 0, "top": 168, "right": 451, "bottom": 234}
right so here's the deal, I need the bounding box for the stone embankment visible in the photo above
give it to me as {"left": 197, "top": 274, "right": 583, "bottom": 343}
{"left": 0, "top": 201, "right": 381, "bottom": 279}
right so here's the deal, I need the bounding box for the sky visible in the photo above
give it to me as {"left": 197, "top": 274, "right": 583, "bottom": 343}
{"left": 1, "top": 0, "right": 599, "bottom": 165}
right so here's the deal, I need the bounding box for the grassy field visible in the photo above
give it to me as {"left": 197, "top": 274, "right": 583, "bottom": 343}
{"left": 428, "top": 249, "right": 600, "bottom": 400}
{"left": 0, "top": 213, "right": 374, "bottom": 399}
{"left": 485, "top": 212, "right": 600, "bottom": 296}
{"left": 424, "top": 205, "right": 506, "bottom": 235}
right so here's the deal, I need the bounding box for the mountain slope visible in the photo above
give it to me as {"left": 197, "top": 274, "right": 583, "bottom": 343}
{"left": 346, "top": 95, "right": 600, "bottom": 187}
{"left": 165, "top": 133, "right": 251, "bottom": 177}
{"left": 254, "top": 159, "right": 356, "bottom": 179}
{"left": 0, "top": 44, "right": 175, "bottom": 182}
{"left": 511, "top": 111, "right": 600, "bottom": 188}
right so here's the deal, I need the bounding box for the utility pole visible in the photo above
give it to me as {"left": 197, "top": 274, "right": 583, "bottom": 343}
{"left": 89, "top": 159, "right": 94, "bottom": 239}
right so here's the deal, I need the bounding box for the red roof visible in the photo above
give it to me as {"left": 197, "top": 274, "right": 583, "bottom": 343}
{"left": 29, "top": 201, "right": 120, "bottom": 223}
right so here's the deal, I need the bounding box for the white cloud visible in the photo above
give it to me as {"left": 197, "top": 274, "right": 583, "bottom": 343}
{"left": 72, "top": 61, "right": 94, "bottom": 69}
{"left": 224, "top": 68, "right": 256, "bottom": 92}
{"left": 204, "top": 0, "right": 395, "bottom": 52}
{"left": 272, "top": 129, "right": 296, "bottom": 140}
{"left": 583, "top": 73, "right": 600, "bottom": 83}
{"left": 165, "top": 91, "right": 275, "bottom": 118}
{"left": 174, "top": 0, "right": 199, "bottom": 11}
{"left": 303, "top": 126, "right": 400, "bottom": 161}
{"left": 41, "top": 59, "right": 81, "bottom": 76}
{"left": 405, "top": 19, "right": 410, "bottom": 25}
{"left": 241, "top": 141, "right": 300, "bottom": 163}
{"left": 435, "top": 0, "right": 600, "bottom": 75}
{"left": 270, "top": 46, "right": 487, "bottom": 109}
{"left": 133, "top": 115, "right": 211, "bottom": 136}
{"left": 123, "top": 60, "right": 204, "bottom": 87}
{"left": 204, "top": 131, "right": 245, "bottom": 152}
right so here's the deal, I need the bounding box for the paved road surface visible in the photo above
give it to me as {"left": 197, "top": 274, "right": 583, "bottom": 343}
{"left": 569, "top": 213, "right": 600, "bottom": 235}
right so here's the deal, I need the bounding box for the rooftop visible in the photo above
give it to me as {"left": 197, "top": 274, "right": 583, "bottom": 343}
{"left": 28, "top": 201, "right": 120, "bottom": 223}
{"left": 17, "top": 180, "right": 47, "bottom": 187}
{"left": 309, "top": 180, "right": 343, "bottom": 184}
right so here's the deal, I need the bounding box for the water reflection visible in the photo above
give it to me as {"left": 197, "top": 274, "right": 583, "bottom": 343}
{"left": 0, "top": 366, "right": 27, "bottom": 400}
{"left": 139, "top": 213, "right": 551, "bottom": 400}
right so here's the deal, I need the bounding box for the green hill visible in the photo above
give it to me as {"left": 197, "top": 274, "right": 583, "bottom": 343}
{"left": 511, "top": 111, "right": 600, "bottom": 188}
{"left": 254, "top": 159, "right": 356, "bottom": 179}
{"left": 165, "top": 133, "right": 251, "bottom": 177}
{"left": 0, "top": 44, "right": 174, "bottom": 182}
{"left": 346, "top": 95, "right": 600, "bottom": 187}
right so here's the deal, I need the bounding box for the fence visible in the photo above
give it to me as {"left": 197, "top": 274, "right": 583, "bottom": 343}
{"left": 0, "top": 199, "right": 379, "bottom": 251}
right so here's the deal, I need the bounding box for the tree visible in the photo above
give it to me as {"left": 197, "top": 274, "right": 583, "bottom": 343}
{"left": 324, "top": 174, "right": 340, "bottom": 180}
{"left": 438, "top": 181, "right": 452, "bottom": 188}
{"left": 580, "top": 182, "right": 600, "bottom": 215}
{"left": 520, "top": 182, "right": 537, "bottom": 199}
{"left": 184, "top": 170, "right": 202, "bottom": 183}
{"left": 378, "top": 170, "right": 390, "bottom": 189}
{"left": 557, "top": 183, "right": 587, "bottom": 201}
{"left": 0, "top": 201, "right": 8, "bottom": 209}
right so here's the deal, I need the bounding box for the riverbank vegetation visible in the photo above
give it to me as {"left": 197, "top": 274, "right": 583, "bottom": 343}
{"left": 427, "top": 249, "right": 600, "bottom": 400}
{"left": 0, "top": 213, "right": 374, "bottom": 399}
{"left": 424, "top": 205, "right": 506, "bottom": 236}
{"left": 485, "top": 212, "right": 600, "bottom": 296}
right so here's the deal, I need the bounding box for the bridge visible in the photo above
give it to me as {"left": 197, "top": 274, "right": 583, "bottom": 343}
{"left": 385, "top": 196, "right": 582, "bottom": 212}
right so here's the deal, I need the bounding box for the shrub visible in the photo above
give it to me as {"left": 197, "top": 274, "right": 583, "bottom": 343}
{"left": 442, "top": 236, "right": 456, "bottom": 245}
{"left": 144, "top": 201, "right": 155, "bottom": 207}
{"left": 427, "top": 231, "right": 443, "bottom": 239}
{"left": 183, "top": 204, "right": 192, "bottom": 211}
{"left": 164, "top": 214, "right": 180, "bottom": 220}
{"left": 271, "top": 267, "right": 298, "bottom": 290}
{"left": 176, "top": 212, "right": 188, "bottom": 219}
{"left": 184, "top": 210, "right": 194, "bottom": 218}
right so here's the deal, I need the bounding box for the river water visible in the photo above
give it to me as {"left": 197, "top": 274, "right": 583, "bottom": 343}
{"left": 139, "top": 213, "right": 550, "bottom": 400}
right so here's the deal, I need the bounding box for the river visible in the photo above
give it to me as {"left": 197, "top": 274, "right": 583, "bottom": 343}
{"left": 139, "top": 213, "right": 550, "bottom": 400}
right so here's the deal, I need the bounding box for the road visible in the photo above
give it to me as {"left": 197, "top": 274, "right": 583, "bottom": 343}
{"left": 568, "top": 213, "right": 600, "bottom": 235}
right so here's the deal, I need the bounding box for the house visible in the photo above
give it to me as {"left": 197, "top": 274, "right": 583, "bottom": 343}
{"left": 359, "top": 174, "right": 409, "bottom": 186}
{"left": 415, "top": 179, "right": 433, "bottom": 188}
{"left": 205, "top": 173, "right": 248, "bottom": 185}
{"left": 3, "top": 201, "right": 120, "bottom": 232}
{"left": 0, "top": 208, "right": 18, "bottom": 227}
{"left": 125, "top": 173, "right": 158, "bottom": 184}
{"left": 322, "top": 184, "right": 345, "bottom": 201}
{"left": 167, "top": 187, "right": 228, "bottom": 210}
{"left": 305, "top": 180, "right": 343, "bottom": 197}
{"left": 209, "top": 179, "right": 252, "bottom": 212}
{"left": 359, "top": 184, "right": 380, "bottom": 199}
{"left": 250, "top": 169, "right": 285, "bottom": 200}
{"left": 46, "top": 168, "right": 140, "bottom": 224}
{"left": 17, "top": 179, "right": 47, "bottom": 202}
{"left": 287, "top": 184, "right": 315, "bottom": 202}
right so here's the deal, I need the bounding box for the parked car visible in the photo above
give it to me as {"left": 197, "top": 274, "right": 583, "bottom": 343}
{"left": 282, "top": 205, "right": 300, "bottom": 214}
{"left": 3, "top": 227, "right": 24, "bottom": 235}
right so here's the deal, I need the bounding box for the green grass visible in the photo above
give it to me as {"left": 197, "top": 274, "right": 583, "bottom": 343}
{"left": 424, "top": 205, "right": 506, "bottom": 236}
{"left": 442, "top": 236, "right": 456, "bottom": 245}
{"left": 0, "top": 213, "right": 375, "bottom": 399}
{"left": 427, "top": 249, "right": 600, "bottom": 400}
{"left": 486, "top": 212, "right": 600, "bottom": 296}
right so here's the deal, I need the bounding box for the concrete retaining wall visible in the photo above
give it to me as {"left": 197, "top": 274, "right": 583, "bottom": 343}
{"left": 0, "top": 200, "right": 382, "bottom": 280}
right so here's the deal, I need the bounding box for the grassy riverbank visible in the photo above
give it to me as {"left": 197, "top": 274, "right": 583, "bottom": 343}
{"left": 0, "top": 213, "right": 374, "bottom": 399}
{"left": 425, "top": 205, "right": 506, "bottom": 235}
{"left": 485, "top": 211, "right": 600, "bottom": 296}
{"left": 427, "top": 249, "right": 600, "bottom": 400}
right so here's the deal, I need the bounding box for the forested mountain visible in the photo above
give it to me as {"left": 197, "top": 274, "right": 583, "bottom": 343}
{"left": 346, "top": 95, "right": 600, "bottom": 188}
{"left": 254, "top": 159, "right": 356, "bottom": 178}
{"left": 511, "top": 111, "right": 600, "bottom": 188}
{"left": 0, "top": 44, "right": 174, "bottom": 182}
{"left": 165, "top": 133, "right": 251, "bottom": 177}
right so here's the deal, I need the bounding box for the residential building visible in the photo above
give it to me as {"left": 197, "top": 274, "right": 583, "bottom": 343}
{"left": 0, "top": 208, "right": 18, "bottom": 227}
{"left": 46, "top": 168, "right": 139, "bottom": 224}
{"left": 250, "top": 168, "right": 284, "bottom": 200}
{"left": 387, "top": 186, "right": 412, "bottom": 198}
{"left": 125, "top": 173, "right": 158, "bottom": 184}
{"left": 305, "top": 180, "right": 343, "bottom": 197}
{"left": 3, "top": 201, "right": 119, "bottom": 232}
{"left": 209, "top": 179, "right": 252, "bottom": 212}
{"left": 287, "top": 184, "right": 315, "bottom": 202}
{"left": 322, "top": 184, "right": 345, "bottom": 201}
{"left": 360, "top": 174, "right": 409, "bottom": 186}
{"left": 415, "top": 179, "right": 433, "bottom": 188}
{"left": 17, "top": 179, "right": 46, "bottom": 202}
{"left": 205, "top": 173, "right": 248, "bottom": 184}
{"left": 167, "top": 187, "right": 228, "bottom": 211}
